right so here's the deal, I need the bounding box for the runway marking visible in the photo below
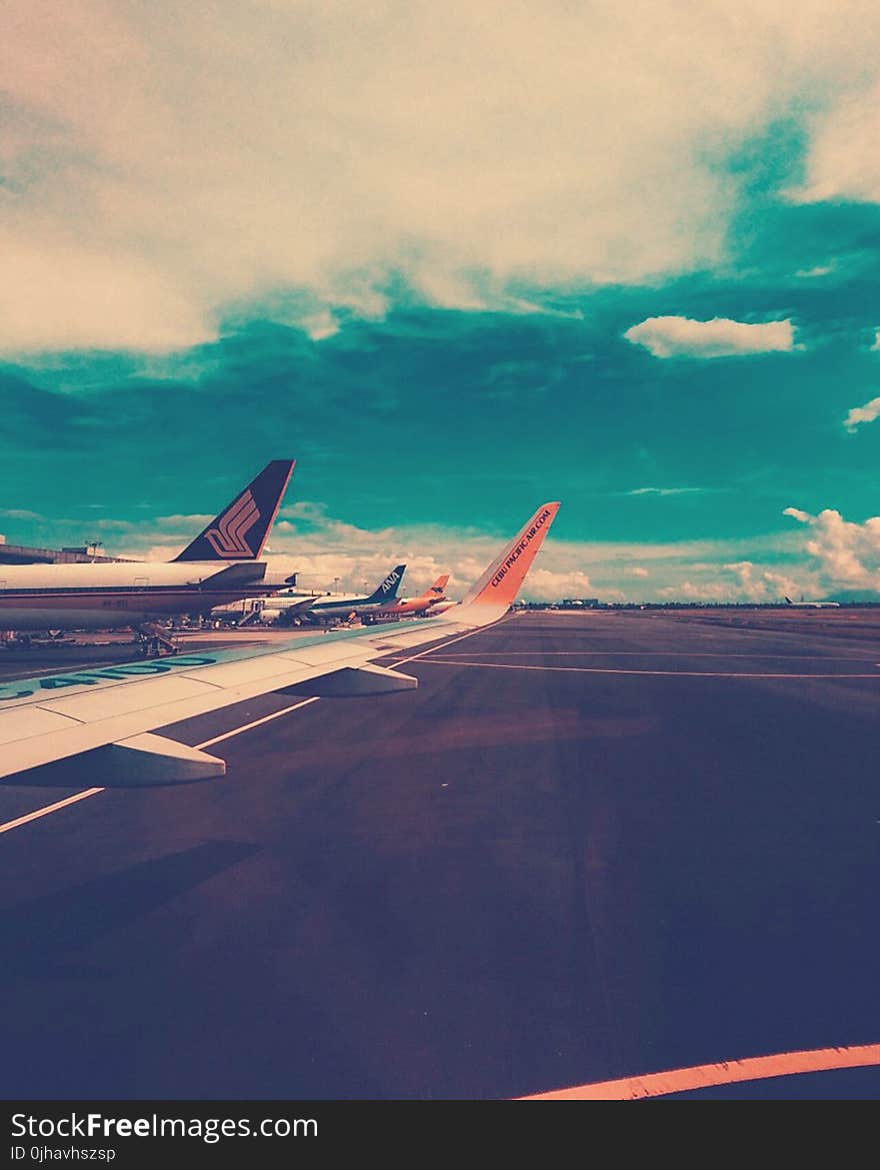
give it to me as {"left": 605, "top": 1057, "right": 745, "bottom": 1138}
{"left": 194, "top": 697, "right": 321, "bottom": 749}
{"left": 517, "top": 1042, "right": 880, "bottom": 1100}
{"left": 420, "top": 651, "right": 880, "bottom": 661}
{"left": 0, "top": 787, "right": 105, "bottom": 835}
{"left": 386, "top": 618, "right": 514, "bottom": 669}
{"left": 0, "top": 700, "right": 324, "bottom": 837}
{"left": 0, "top": 626, "right": 498, "bottom": 837}
{"left": 400, "top": 658, "right": 880, "bottom": 679}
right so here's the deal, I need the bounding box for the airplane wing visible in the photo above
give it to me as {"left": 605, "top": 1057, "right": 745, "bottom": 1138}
{"left": 0, "top": 502, "right": 559, "bottom": 787}
{"left": 265, "top": 593, "right": 321, "bottom": 614}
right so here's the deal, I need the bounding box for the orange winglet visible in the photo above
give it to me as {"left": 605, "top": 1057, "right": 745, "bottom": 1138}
{"left": 460, "top": 502, "right": 560, "bottom": 611}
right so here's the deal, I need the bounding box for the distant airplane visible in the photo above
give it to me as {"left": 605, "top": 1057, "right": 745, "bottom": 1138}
{"left": 360, "top": 574, "right": 450, "bottom": 622}
{"left": 0, "top": 501, "right": 559, "bottom": 786}
{"left": 784, "top": 595, "right": 841, "bottom": 609}
{"left": 294, "top": 565, "right": 407, "bottom": 625}
{"left": 0, "top": 460, "right": 295, "bottom": 649}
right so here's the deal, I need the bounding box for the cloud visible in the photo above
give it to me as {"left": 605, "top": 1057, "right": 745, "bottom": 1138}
{"left": 784, "top": 505, "right": 880, "bottom": 589}
{"left": 626, "top": 486, "right": 709, "bottom": 496}
{"left": 843, "top": 396, "right": 880, "bottom": 432}
{"left": 623, "top": 316, "right": 797, "bottom": 359}
{"left": 721, "top": 560, "right": 802, "bottom": 601}
{"left": 657, "top": 560, "right": 804, "bottom": 602}
{"left": 793, "top": 81, "right": 880, "bottom": 204}
{"left": 121, "top": 508, "right": 811, "bottom": 603}
{"left": 782, "top": 507, "right": 810, "bottom": 523}
{"left": 5, "top": 1, "right": 880, "bottom": 350}
{"left": 0, "top": 508, "right": 44, "bottom": 521}
{"left": 873, "top": 330, "right": 880, "bottom": 352}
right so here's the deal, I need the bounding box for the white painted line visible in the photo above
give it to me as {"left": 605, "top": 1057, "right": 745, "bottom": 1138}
{"left": 388, "top": 619, "right": 513, "bottom": 669}
{"left": 0, "top": 787, "right": 105, "bottom": 835}
{"left": 407, "top": 658, "right": 880, "bottom": 680}
{"left": 0, "top": 622, "right": 498, "bottom": 837}
{"left": 194, "top": 696, "right": 321, "bottom": 749}
{"left": 0, "top": 700, "right": 323, "bottom": 837}
{"left": 428, "top": 651, "right": 880, "bottom": 661}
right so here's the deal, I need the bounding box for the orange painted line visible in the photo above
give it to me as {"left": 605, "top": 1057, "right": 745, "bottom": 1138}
{"left": 517, "top": 1043, "right": 880, "bottom": 1099}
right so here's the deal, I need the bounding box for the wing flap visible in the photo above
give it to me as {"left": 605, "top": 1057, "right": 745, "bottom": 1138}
{"left": 103, "top": 734, "right": 226, "bottom": 784}
{"left": 6, "top": 733, "right": 227, "bottom": 788}
{"left": 0, "top": 707, "right": 82, "bottom": 746}
{"left": 39, "top": 675, "right": 220, "bottom": 722}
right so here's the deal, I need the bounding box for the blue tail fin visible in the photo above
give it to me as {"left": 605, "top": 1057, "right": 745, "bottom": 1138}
{"left": 365, "top": 565, "right": 406, "bottom": 603}
{"left": 174, "top": 460, "right": 295, "bottom": 562}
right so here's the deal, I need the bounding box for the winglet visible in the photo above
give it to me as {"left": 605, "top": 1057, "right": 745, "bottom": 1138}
{"left": 458, "top": 502, "right": 560, "bottom": 614}
{"left": 174, "top": 460, "right": 295, "bottom": 562}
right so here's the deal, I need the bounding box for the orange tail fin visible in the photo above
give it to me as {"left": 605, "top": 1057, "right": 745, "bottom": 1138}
{"left": 422, "top": 574, "right": 450, "bottom": 598}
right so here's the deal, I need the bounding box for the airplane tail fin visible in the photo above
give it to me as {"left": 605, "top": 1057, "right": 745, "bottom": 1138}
{"left": 784, "top": 596, "right": 793, "bottom": 605}
{"left": 173, "top": 460, "right": 295, "bottom": 563}
{"left": 422, "top": 574, "right": 449, "bottom": 598}
{"left": 364, "top": 565, "right": 406, "bottom": 604}
{"left": 449, "top": 502, "right": 560, "bottom": 624}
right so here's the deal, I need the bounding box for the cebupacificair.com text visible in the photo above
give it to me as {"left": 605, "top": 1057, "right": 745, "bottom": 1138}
{"left": 11, "top": 1114, "right": 317, "bottom": 1146}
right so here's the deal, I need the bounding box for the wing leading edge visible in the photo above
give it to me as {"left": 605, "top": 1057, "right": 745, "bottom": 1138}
{"left": 0, "top": 502, "right": 559, "bottom": 786}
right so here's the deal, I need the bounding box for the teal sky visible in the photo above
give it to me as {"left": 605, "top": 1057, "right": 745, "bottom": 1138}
{"left": 3, "top": 3, "right": 880, "bottom": 601}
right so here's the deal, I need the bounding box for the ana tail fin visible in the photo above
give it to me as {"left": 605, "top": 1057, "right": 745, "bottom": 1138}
{"left": 454, "top": 502, "right": 560, "bottom": 620}
{"left": 174, "top": 460, "right": 295, "bottom": 562}
{"left": 365, "top": 565, "right": 406, "bottom": 603}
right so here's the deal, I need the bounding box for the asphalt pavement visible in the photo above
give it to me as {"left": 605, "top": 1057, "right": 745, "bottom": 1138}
{"left": 1, "top": 610, "right": 878, "bottom": 1099}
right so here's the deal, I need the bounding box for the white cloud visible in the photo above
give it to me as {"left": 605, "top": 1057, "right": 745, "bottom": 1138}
{"left": 627, "top": 486, "right": 708, "bottom": 496}
{"left": 872, "top": 330, "right": 880, "bottom": 352}
{"left": 0, "top": 508, "right": 44, "bottom": 522}
{"left": 623, "top": 316, "right": 796, "bottom": 359}
{"left": 122, "top": 510, "right": 810, "bottom": 603}
{"left": 299, "top": 311, "right": 340, "bottom": 342}
{"left": 784, "top": 505, "right": 880, "bottom": 590}
{"left": 793, "top": 82, "right": 880, "bottom": 204}
{"left": 782, "top": 507, "right": 810, "bottom": 523}
{"left": 4, "top": 1, "right": 880, "bottom": 350}
{"left": 843, "top": 396, "right": 880, "bottom": 432}
{"left": 24, "top": 485, "right": 879, "bottom": 604}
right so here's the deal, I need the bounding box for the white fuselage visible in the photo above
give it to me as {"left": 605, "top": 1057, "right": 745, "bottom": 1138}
{"left": 0, "top": 560, "right": 273, "bottom": 631}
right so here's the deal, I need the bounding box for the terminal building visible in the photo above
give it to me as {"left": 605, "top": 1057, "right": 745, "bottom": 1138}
{"left": 0, "top": 535, "right": 129, "bottom": 565}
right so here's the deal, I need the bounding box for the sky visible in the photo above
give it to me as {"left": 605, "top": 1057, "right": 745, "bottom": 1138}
{"left": 3, "top": 1, "right": 880, "bottom": 602}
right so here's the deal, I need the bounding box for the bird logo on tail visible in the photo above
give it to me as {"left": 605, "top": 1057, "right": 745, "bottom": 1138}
{"left": 204, "top": 490, "right": 261, "bottom": 558}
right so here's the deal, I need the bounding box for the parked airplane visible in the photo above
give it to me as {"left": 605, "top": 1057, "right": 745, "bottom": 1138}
{"left": 359, "top": 574, "right": 450, "bottom": 623}
{"left": 0, "top": 501, "right": 559, "bottom": 786}
{"left": 294, "top": 565, "right": 407, "bottom": 625}
{"left": 0, "top": 460, "right": 295, "bottom": 648}
{"left": 219, "top": 567, "right": 409, "bottom": 627}
{"left": 784, "top": 595, "right": 841, "bottom": 609}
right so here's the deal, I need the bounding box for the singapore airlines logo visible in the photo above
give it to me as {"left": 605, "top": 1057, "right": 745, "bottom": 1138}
{"left": 205, "top": 490, "right": 260, "bottom": 557}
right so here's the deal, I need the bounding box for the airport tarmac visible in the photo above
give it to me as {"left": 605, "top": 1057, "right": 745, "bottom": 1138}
{"left": 0, "top": 610, "right": 878, "bottom": 1099}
